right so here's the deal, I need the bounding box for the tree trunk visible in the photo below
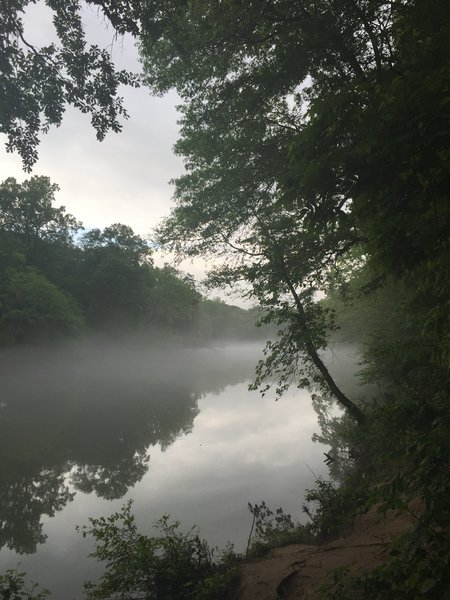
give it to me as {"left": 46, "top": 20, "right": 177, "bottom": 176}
{"left": 283, "top": 268, "right": 367, "bottom": 426}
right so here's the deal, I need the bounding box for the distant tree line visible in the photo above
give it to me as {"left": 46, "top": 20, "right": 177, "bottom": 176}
{"left": 0, "top": 175, "right": 258, "bottom": 346}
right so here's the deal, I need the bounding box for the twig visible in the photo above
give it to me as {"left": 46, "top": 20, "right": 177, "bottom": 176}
{"left": 245, "top": 511, "right": 257, "bottom": 558}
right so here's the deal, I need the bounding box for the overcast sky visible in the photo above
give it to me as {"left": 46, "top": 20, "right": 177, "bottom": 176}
{"left": 0, "top": 3, "right": 221, "bottom": 282}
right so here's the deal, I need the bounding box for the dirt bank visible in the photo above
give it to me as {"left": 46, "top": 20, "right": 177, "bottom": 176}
{"left": 231, "top": 507, "right": 413, "bottom": 599}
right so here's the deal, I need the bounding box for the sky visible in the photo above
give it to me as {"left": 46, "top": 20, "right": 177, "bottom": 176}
{"left": 0, "top": 2, "right": 216, "bottom": 283}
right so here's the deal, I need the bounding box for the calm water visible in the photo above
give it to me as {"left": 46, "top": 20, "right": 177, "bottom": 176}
{"left": 0, "top": 338, "right": 357, "bottom": 599}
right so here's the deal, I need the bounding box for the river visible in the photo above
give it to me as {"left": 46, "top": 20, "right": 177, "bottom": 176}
{"left": 0, "top": 337, "right": 355, "bottom": 599}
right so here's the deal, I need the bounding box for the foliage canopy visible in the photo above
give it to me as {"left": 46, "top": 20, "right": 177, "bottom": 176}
{"left": 0, "top": 0, "right": 141, "bottom": 170}
{"left": 137, "top": 0, "right": 450, "bottom": 421}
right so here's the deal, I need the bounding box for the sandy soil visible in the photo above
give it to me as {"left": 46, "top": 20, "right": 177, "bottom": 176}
{"left": 230, "top": 507, "right": 413, "bottom": 599}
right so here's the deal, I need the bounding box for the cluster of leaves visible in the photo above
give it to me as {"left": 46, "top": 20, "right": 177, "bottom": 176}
{"left": 0, "top": 0, "right": 142, "bottom": 171}
{"left": 0, "top": 569, "right": 49, "bottom": 600}
{"left": 77, "top": 500, "right": 238, "bottom": 600}
{"left": 301, "top": 477, "right": 368, "bottom": 542}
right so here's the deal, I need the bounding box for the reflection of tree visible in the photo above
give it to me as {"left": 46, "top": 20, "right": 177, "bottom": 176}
{"left": 0, "top": 364, "right": 200, "bottom": 554}
{"left": 0, "top": 342, "right": 258, "bottom": 554}
{"left": 70, "top": 451, "right": 150, "bottom": 501}
{"left": 0, "top": 470, "right": 74, "bottom": 554}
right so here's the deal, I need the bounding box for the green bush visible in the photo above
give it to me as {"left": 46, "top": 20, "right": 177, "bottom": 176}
{"left": 77, "top": 501, "right": 238, "bottom": 600}
{"left": 302, "top": 477, "right": 368, "bottom": 542}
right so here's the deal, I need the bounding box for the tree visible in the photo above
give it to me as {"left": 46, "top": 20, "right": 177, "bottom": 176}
{"left": 78, "top": 224, "right": 154, "bottom": 329}
{"left": 165, "top": 191, "right": 366, "bottom": 424}
{"left": 141, "top": 0, "right": 449, "bottom": 422}
{"left": 81, "top": 223, "right": 152, "bottom": 265}
{"left": 0, "top": 0, "right": 141, "bottom": 170}
{"left": 140, "top": 0, "right": 391, "bottom": 423}
{"left": 195, "top": 299, "right": 263, "bottom": 341}
{"left": 148, "top": 265, "right": 201, "bottom": 330}
{"left": 0, "top": 175, "right": 81, "bottom": 257}
{"left": 0, "top": 268, "right": 85, "bottom": 344}
{"left": 0, "top": 175, "right": 83, "bottom": 296}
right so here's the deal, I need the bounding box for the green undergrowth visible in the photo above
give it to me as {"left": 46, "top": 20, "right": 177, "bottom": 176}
{"left": 77, "top": 500, "right": 239, "bottom": 600}
{"left": 245, "top": 500, "right": 315, "bottom": 558}
{"left": 245, "top": 477, "right": 369, "bottom": 560}
{"left": 309, "top": 390, "right": 450, "bottom": 599}
{"left": 0, "top": 569, "right": 49, "bottom": 600}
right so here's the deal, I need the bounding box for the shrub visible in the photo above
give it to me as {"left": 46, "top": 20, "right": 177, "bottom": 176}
{"left": 0, "top": 570, "right": 49, "bottom": 600}
{"left": 77, "top": 500, "right": 238, "bottom": 600}
{"left": 301, "top": 477, "right": 368, "bottom": 541}
{"left": 246, "top": 501, "right": 314, "bottom": 558}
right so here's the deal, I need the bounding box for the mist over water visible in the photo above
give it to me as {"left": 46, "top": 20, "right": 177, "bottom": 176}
{"left": 0, "top": 336, "right": 361, "bottom": 599}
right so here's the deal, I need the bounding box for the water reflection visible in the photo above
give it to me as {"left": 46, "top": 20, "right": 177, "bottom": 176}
{"left": 0, "top": 339, "right": 259, "bottom": 554}
{"left": 0, "top": 470, "right": 73, "bottom": 555}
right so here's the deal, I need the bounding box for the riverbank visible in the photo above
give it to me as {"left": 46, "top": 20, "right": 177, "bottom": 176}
{"left": 230, "top": 505, "right": 414, "bottom": 599}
